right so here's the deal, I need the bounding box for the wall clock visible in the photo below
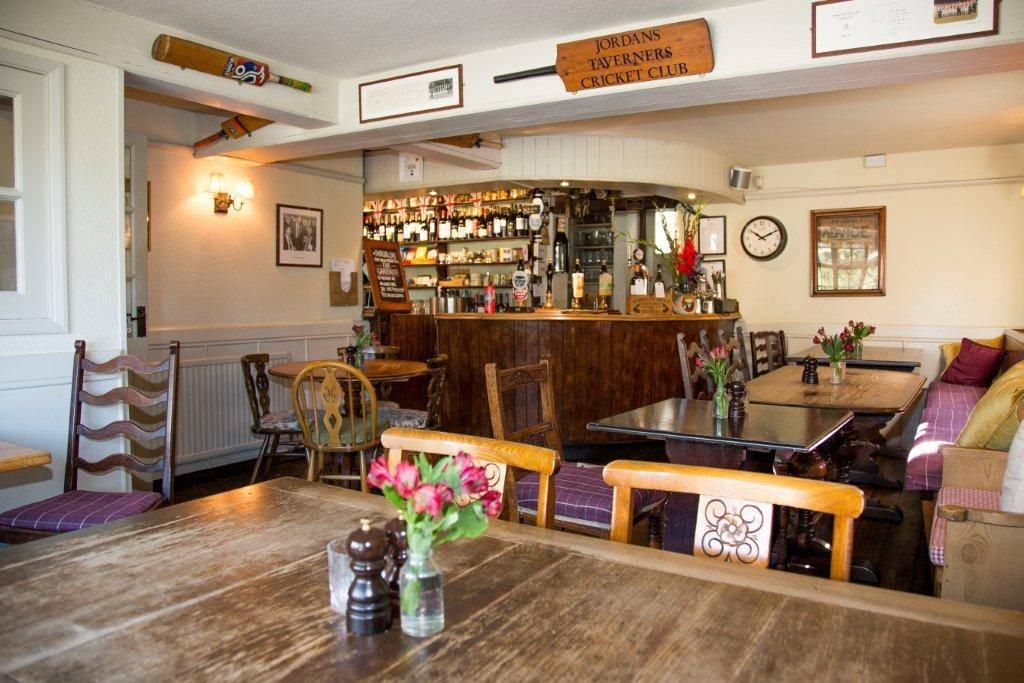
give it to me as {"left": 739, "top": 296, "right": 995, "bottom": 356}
{"left": 740, "top": 216, "right": 787, "bottom": 261}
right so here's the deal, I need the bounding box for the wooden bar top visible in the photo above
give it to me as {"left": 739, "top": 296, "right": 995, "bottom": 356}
{"left": 1, "top": 478, "right": 1021, "bottom": 680}
{"left": 434, "top": 311, "right": 740, "bottom": 322}
{"left": 0, "top": 440, "right": 51, "bottom": 474}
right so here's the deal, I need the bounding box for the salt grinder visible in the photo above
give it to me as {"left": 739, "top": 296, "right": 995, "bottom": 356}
{"left": 383, "top": 512, "right": 408, "bottom": 618}
{"left": 346, "top": 518, "right": 392, "bottom": 635}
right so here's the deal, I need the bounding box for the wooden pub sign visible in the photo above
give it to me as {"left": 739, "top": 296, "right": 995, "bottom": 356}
{"left": 555, "top": 19, "right": 714, "bottom": 92}
{"left": 362, "top": 239, "right": 412, "bottom": 312}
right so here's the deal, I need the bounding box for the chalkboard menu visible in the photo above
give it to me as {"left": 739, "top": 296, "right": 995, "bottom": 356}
{"left": 362, "top": 238, "right": 412, "bottom": 312}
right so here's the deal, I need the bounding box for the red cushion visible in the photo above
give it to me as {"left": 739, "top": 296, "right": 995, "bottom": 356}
{"left": 941, "top": 338, "right": 1005, "bottom": 387}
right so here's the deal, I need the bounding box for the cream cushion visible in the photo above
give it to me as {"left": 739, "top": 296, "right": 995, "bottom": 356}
{"left": 1000, "top": 420, "right": 1024, "bottom": 514}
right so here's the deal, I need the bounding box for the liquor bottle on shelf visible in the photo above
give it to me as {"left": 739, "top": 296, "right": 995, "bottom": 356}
{"left": 553, "top": 221, "right": 569, "bottom": 273}
{"left": 438, "top": 210, "right": 451, "bottom": 240}
{"left": 477, "top": 210, "right": 489, "bottom": 239}
{"left": 544, "top": 263, "right": 554, "bottom": 309}
{"left": 511, "top": 258, "right": 530, "bottom": 311}
{"left": 483, "top": 274, "right": 496, "bottom": 314}
{"left": 515, "top": 207, "right": 527, "bottom": 238}
{"left": 426, "top": 214, "right": 436, "bottom": 242}
{"left": 654, "top": 264, "right": 666, "bottom": 298}
{"left": 629, "top": 262, "right": 644, "bottom": 296}
{"left": 492, "top": 209, "right": 503, "bottom": 238}
{"left": 598, "top": 260, "right": 613, "bottom": 311}
{"left": 571, "top": 258, "right": 584, "bottom": 310}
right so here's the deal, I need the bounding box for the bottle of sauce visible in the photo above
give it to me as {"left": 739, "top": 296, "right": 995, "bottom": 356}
{"left": 483, "top": 273, "right": 496, "bottom": 314}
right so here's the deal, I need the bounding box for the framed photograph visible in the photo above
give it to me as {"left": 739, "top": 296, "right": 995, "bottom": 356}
{"left": 812, "top": 0, "right": 999, "bottom": 58}
{"left": 359, "top": 65, "right": 463, "bottom": 124}
{"left": 811, "top": 206, "right": 885, "bottom": 297}
{"left": 698, "top": 215, "right": 726, "bottom": 255}
{"left": 702, "top": 259, "right": 726, "bottom": 298}
{"left": 276, "top": 204, "right": 323, "bottom": 268}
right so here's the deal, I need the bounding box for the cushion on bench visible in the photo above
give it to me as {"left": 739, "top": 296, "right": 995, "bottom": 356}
{"left": 516, "top": 463, "right": 666, "bottom": 530}
{"left": 0, "top": 490, "right": 164, "bottom": 533}
{"left": 929, "top": 486, "right": 1000, "bottom": 566}
{"left": 906, "top": 382, "right": 986, "bottom": 492}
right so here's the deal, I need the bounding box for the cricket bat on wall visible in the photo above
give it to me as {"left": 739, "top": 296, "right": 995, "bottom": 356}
{"left": 192, "top": 114, "right": 274, "bottom": 151}
{"left": 152, "top": 35, "right": 313, "bottom": 92}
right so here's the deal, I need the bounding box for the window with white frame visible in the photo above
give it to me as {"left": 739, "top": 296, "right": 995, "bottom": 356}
{"left": 0, "top": 50, "right": 66, "bottom": 335}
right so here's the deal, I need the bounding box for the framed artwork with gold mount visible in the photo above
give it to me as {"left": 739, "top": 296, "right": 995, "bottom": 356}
{"left": 810, "top": 206, "right": 886, "bottom": 297}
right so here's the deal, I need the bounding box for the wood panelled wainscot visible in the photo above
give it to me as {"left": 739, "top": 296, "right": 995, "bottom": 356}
{"left": 429, "top": 312, "right": 738, "bottom": 444}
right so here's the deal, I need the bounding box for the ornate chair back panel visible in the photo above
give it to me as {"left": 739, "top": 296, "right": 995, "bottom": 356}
{"left": 68, "top": 340, "right": 181, "bottom": 503}
{"left": 693, "top": 494, "right": 772, "bottom": 569}
{"left": 425, "top": 354, "right": 450, "bottom": 429}
{"left": 485, "top": 357, "right": 563, "bottom": 456}
{"left": 677, "top": 330, "right": 713, "bottom": 400}
{"left": 240, "top": 353, "right": 272, "bottom": 432}
{"left": 291, "top": 362, "right": 378, "bottom": 452}
{"left": 749, "top": 330, "right": 787, "bottom": 379}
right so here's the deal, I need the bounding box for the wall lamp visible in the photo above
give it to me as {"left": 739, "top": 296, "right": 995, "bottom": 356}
{"left": 206, "top": 173, "right": 254, "bottom": 213}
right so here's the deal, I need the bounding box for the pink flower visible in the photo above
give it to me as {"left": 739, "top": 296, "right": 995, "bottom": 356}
{"left": 393, "top": 460, "right": 420, "bottom": 497}
{"left": 367, "top": 456, "right": 392, "bottom": 489}
{"left": 352, "top": 323, "right": 365, "bottom": 334}
{"left": 695, "top": 356, "right": 706, "bottom": 369}
{"left": 849, "top": 320, "right": 855, "bottom": 327}
{"left": 869, "top": 325, "right": 876, "bottom": 334}
{"left": 843, "top": 342, "right": 854, "bottom": 352}
{"left": 710, "top": 346, "right": 728, "bottom": 361}
{"left": 411, "top": 483, "right": 453, "bottom": 517}
{"left": 460, "top": 464, "right": 489, "bottom": 496}
{"left": 451, "top": 451, "right": 474, "bottom": 472}
{"left": 481, "top": 490, "right": 502, "bottom": 518}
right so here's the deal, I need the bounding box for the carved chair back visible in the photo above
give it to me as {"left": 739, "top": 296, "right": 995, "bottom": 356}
{"left": 240, "top": 353, "right": 273, "bottom": 433}
{"left": 484, "top": 355, "right": 563, "bottom": 457}
{"left": 716, "top": 326, "right": 752, "bottom": 382}
{"left": 291, "top": 361, "right": 379, "bottom": 454}
{"left": 66, "top": 339, "right": 181, "bottom": 504}
{"left": 424, "top": 354, "right": 450, "bottom": 429}
{"left": 603, "top": 461, "right": 864, "bottom": 581}
{"left": 677, "top": 330, "right": 713, "bottom": 399}
{"left": 749, "top": 330, "right": 787, "bottom": 379}
{"left": 382, "top": 427, "right": 559, "bottom": 528}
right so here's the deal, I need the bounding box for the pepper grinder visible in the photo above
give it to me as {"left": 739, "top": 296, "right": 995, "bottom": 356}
{"left": 801, "top": 356, "right": 819, "bottom": 384}
{"left": 727, "top": 380, "right": 747, "bottom": 420}
{"left": 344, "top": 345, "right": 358, "bottom": 367}
{"left": 346, "top": 518, "right": 392, "bottom": 635}
{"left": 383, "top": 511, "right": 408, "bottom": 619}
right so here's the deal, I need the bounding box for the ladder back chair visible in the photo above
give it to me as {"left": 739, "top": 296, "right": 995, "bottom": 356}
{"left": 0, "top": 340, "right": 181, "bottom": 544}
{"left": 716, "top": 326, "right": 752, "bottom": 382}
{"left": 749, "top": 330, "right": 787, "bottom": 379}
{"left": 677, "top": 330, "right": 713, "bottom": 399}
{"left": 378, "top": 354, "right": 449, "bottom": 430}
{"left": 603, "top": 460, "right": 865, "bottom": 581}
{"left": 381, "top": 427, "right": 558, "bottom": 528}
{"left": 485, "top": 356, "right": 666, "bottom": 545}
{"left": 241, "top": 353, "right": 304, "bottom": 484}
{"left": 291, "top": 361, "right": 383, "bottom": 492}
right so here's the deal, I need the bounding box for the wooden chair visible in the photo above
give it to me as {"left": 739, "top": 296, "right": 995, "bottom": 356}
{"left": 677, "top": 330, "right": 713, "bottom": 399}
{"left": 241, "top": 353, "right": 304, "bottom": 484}
{"left": 378, "top": 354, "right": 449, "bottom": 430}
{"left": 749, "top": 330, "right": 787, "bottom": 379}
{"left": 603, "top": 460, "right": 864, "bottom": 581}
{"left": 485, "top": 356, "right": 666, "bottom": 545}
{"left": 290, "top": 361, "right": 383, "bottom": 492}
{"left": 0, "top": 340, "right": 181, "bottom": 544}
{"left": 339, "top": 344, "right": 402, "bottom": 406}
{"left": 381, "top": 427, "right": 558, "bottom": 528}
{"left": 716, "top": 326, "right": 751, "bottom": 382}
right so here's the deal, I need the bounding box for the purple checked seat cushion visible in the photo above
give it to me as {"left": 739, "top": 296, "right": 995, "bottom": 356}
{"left": 905, "top": 381, "right": 987, "bottom": 492}
{"left": 0, "top": 490, "right": 164, "bottom": 533}
{"left": 515, "top": 463, "right": 666, "bottom": 529}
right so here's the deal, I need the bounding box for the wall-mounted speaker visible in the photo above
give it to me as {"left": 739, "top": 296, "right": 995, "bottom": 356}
{"left": 729, "top": 166, "right": 751, "bottom": 190}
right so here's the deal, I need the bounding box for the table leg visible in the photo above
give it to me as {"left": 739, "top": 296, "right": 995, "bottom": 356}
{"left": 836, "top": 421, "right": 904, "bottom": 523}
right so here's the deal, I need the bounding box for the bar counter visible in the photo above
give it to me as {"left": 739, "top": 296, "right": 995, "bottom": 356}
{"left": 413, "top": 311, "right": 739, "bottom": 444}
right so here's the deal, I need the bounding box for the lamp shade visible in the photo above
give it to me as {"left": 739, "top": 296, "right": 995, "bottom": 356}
{"left": 234, "top": 179, "right": 254, "bottom": 201}
{"left": 206, "top": 172, "right": 225, "bottom": 194}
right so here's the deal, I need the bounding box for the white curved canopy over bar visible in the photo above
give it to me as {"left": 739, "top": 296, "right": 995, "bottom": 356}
{"left": 364, "top": 134, "right": 746, "bottom": 204}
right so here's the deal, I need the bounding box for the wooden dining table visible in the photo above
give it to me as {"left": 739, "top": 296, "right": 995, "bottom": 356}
{"left": 269, "top": 358, "right": 429, "bottom": 383}
{"left": 1, "top": 478, "right": 1021, "bottom": 680}
{"left": 0, "top": 440, "right": 51, "bottom": 474}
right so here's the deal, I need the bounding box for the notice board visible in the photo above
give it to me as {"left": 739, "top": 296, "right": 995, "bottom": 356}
{"left": 362, "top": 239, "right": 412, "bottom": 312}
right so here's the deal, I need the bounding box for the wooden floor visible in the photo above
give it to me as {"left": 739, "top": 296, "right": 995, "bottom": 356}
{"left": 175, "top": 446, "right": 932, "bottom": 595}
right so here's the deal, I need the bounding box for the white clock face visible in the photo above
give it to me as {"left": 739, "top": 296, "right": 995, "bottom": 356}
{"left": 742, "top": 218, "right": 785, "bottom": 260}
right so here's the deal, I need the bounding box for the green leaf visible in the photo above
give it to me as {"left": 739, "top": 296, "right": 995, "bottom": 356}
{"left": 400, "top": 575, "right": 420, "bottom": 616}
{"left": 381, "top": 485, "right": 404, "bottom": 509}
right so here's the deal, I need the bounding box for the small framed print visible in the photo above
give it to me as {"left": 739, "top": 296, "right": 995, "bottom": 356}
{"left": 811, "top": 206, "right": 885, "bottom": 297}
{"left": 698, "top": 215, "right": 726, "bottom": 255}
{"left": 277, "top": 204, "right": 323, "bottom": 268}
{"left": 702, "top": 259, "right": 726, "bottom": 298}
{"left": 359, "top": 65, "right": 464, "bottom": 124}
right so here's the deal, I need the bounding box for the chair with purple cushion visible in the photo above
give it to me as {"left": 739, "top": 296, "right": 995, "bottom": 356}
{"left": 0, "top": 340, "right": 181, "bottom": 543}
{"left": 485, "top": 356, "right": 666, "bottom": 546}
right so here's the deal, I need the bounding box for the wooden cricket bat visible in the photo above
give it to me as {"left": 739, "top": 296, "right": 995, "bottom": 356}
{"left": 192, "top": 114, "right": 274, "bottom": 151}
{"left": 152, "top": 35, "right": 312, "bottom": 93}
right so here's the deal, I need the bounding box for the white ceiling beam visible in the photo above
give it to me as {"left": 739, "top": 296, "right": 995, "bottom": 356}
{"left": 389, "top": 142, "right": 502, "bottom": 170}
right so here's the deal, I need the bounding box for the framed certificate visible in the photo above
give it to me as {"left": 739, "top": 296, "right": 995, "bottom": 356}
{"left": 359, "top": 65, "right": 464, "bottom": 124}
{"left": 812, "top": 0, "right": 999, "bottom": 58}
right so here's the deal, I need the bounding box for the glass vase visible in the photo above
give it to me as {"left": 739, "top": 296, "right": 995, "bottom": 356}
{"left": 829, "top": 360, "right": 846, "bottom": 385}
{"left": 399, "top": 549, "right": 444, "bottom": 637}
{"left": 853, "top": 340, "right": 864, "bottom": 358}
{"left": 713, "top": 382, "right": 728, "bottom": 419}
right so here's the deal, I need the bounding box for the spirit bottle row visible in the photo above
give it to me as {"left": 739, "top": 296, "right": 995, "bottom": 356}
{"left": 363, "top": 207, "right": 543, "bottom": 243}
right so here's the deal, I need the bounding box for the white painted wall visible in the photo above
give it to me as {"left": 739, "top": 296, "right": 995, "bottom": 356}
{"left": 0, "top": 37, "right": 127, "bottom": 511}
{"left": 707, "top": 143, "right": 1024, "bottom": 379}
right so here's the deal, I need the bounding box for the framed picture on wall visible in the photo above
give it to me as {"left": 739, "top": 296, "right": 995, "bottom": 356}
{"left": 277, "top": 204, "right": 323, "bottom": 268}
{"left": 702, "top": 258, "right": 726, "bottom": 298}
{"left": 698, "top": 215, "right": 726, "bottom": 255}
{"left": 811, "top": 206, "right": 885, "bottom": 297}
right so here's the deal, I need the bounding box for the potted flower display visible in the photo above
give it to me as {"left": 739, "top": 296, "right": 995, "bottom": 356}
{"left": 848, "top": 320, "right": 876, "bottom": 358}
{"left": 696, "top": 345, "right": 731, "bottom": 419}
{"left": 367, "top": 452, "right": 501, "bottom": 637}
{"left": 351, "top": 323, "right": 377, "bottom": 367}
{"left": 813, "top": 326, "right": 855, "bottom": 384}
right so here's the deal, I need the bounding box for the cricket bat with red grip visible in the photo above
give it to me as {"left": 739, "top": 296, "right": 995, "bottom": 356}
{"left": 152, "top": 35, "right": 312, "bottom": 93}
{"left": 192, "top": 114, "right": 274, "bottom": 151}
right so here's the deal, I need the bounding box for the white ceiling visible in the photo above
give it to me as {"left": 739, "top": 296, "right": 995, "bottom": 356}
{"left": 88, "top": 0, "right": 755, "bottom": 78}
{"left": 501, "top": 70, "right": 1024, "bottom": 165}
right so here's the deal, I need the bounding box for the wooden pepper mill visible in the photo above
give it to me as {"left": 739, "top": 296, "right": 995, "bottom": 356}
{"left": 383, "top": 511, "right": 408, "bottom": 619}
{"left": 801, "top": 356, "right": 819, "bottom": 384}
{"left": 344, "top": 345, "right": 358, "bottom": 367}
{"left": 727, "top": 380, "right": 747, "bottom": 420}
{"left": 346, "top": 518, "right": 392, "bottom": 635}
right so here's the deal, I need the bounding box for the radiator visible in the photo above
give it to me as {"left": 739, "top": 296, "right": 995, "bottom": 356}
{"left": 174, "top": 352, "right": 292, "bottom": 471}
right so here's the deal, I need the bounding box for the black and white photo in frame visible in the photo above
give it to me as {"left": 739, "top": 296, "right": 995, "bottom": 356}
{"left": 277, "top": 204, "right": 323, "bottom": 267}
{"left": 698, "top": 216, "right": 727, "bottom": 255}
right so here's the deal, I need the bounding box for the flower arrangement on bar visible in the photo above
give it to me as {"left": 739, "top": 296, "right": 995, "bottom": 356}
{"left": 696, "top": 345, "right": 731, "bottom": 418}
{"left": 813, "top": 326, "right": 855, "bottom": 384}
{"left": 617, "top": 199, "right": 710, "bottom": 293}
{"left": 367, "top": 452, "right": 501, "bottom": 637}
{"left": 848, "top": 320, "right": 876, "bottom": 357}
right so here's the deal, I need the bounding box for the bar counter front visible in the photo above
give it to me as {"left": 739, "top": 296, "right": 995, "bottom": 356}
{"left": 393, "top": 311, "right": 739, "bottom": 445}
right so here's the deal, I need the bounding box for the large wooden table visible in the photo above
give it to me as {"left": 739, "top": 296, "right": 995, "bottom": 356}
{"left": 788, "top": 345, "right": 923, "bottom": 372}
{"left": 1, "top": 478, "right": 1021, "bottom": 680}
{"left": 0, "top": 440, "right": 51, "bottom": 474}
